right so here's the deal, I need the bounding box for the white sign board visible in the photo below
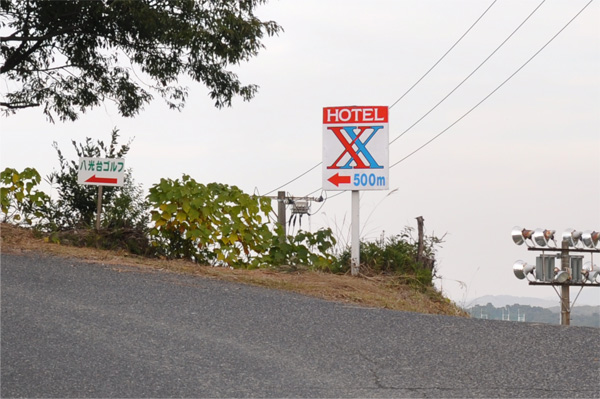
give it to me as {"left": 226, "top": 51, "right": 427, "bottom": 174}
{"left": 322, "top": 106, "right": 389, "bottom": 191}
{"left": 77, "top": 157, "right": 125, "bottom": 187}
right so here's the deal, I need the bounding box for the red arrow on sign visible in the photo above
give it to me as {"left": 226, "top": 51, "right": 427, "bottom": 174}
{"left": 85, "top": 175, "right": 118, "bottom": 185}
{"left": 328, "top": 173, "right": 351, "bottom": 187}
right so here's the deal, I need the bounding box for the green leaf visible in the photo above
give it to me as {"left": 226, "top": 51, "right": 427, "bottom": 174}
{"left": 176, "top": 211, "right": 187, "bottom": 223}
{"left": 165, "top": 202, "right": 178, "bottom": 214}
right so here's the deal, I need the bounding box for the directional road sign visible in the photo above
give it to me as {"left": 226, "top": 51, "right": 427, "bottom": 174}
{"left": 77, "top": 157, "right": 125, "bottom": 187}
{"left": 322, "top": 106, "right": 389, "bottom": 191}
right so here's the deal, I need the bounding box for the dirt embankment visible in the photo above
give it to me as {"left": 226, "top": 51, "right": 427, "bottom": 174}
{"left": 0, "top": 223, "right": 468, "bottom": 317}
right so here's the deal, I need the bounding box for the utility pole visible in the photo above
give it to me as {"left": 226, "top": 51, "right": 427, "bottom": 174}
{"left": 560, "top": 240, "right": 571, "bottom": 326}
{"left": 416, "top": 216, "right": 425, "bottom": 264}
{"left": 277, "top": 191, "right": 286, "bottom": 236}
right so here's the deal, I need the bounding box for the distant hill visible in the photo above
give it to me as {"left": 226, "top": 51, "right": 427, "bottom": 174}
{"left": 467, "top": 293, "right": 600, "bottom": 309}
{"left": 466, "top": 303, "right": 600, "bottom": 328}
{"left": 467, "top": 295, "right": 557, "bottom": 308}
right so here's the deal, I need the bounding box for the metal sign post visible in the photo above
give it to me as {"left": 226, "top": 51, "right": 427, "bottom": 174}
{"left": 351, "top": 190, "right": 360, "bottom": 276}
{"left": 322, "top": 106, "right": 390, "bottom": 276}
{"left": 96, "top": 186, "right": 103, "bottom": 231}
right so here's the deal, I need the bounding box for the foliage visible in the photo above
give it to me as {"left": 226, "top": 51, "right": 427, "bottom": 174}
{"left": 265, "top": 227, "right": 337, "bottom": 270}
{"left": 0, "top": 167, "right": 50, "bottom": 226}
{"left": 336, "top": 229, "right": 444, "bottom": 288}
{"left": 400, "top": 225, "right": 445, "bottom": 261}
{"left": 0, "top": 161, "right": 339, "bottom": 267}
{"left": 46, "top": 128, "right": 147, "bottom": 230}
{"left": 147, "top": 175, "right": 273, "bottom": 266}
{"left": 0, "top": 130, "right": 150, "bottom": 252}
{"left": 361, "top": 236, "right": 418, "bottom": 274}
{"left": 102, "top": 170, "right": 149, "bottom": 230}
{"left": 0, "top": 0, "right": 282, "bottom": 122}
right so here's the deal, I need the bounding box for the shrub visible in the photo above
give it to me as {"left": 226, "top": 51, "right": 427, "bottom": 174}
{"left": 266, "top": 227, "right": 337, "bottom": 270}
{"left": 102, "top": 169, "right": 149, "bottom": 230}
{"left": 147, "top": 175, "right": 273, "bottom": 266}
{"left": 37, "top": 128, "right": 151, "bottom": 253}
{"left": 0, "top": 167, "right": 51, "bottom": 227}
{"left": 46, "top": 128, "right": 148, "bottom": 230}
{"left": 336, "top": 230, "right": 442, "bottom": 288}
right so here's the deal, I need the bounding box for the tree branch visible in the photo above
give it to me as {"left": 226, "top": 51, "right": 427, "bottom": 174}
{"left": 0, "top": 28, "right": 76, "bottom": 74}
{"left": 35, "top": 64, "right": 76, "bottom": 73}
{"left": 1, "top": 29, "right": 76, "bottom": 43}
{"left": 1, "top": 39, "right": 45, "bottom": 74}
{"left": 0, "top": 101, "right": 41, "bottom": 109}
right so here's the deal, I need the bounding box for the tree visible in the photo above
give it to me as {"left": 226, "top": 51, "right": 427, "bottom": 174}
{"left": 0, "top": 0, "right": 282, "bottom": 122}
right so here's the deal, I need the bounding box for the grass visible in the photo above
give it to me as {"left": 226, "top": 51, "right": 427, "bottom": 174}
{"left": 0, "top": 223, "right": 468, "bottom": 317}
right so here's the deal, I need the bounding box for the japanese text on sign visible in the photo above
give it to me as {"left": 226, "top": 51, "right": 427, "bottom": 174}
{"left": 77, "top": 157, "right": 125, "bottom": 187}
{"left": 79, "top": 159, "right": 124, "bottom": 173}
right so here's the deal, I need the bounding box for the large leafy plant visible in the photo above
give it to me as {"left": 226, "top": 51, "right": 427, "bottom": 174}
{"left": 0, "top": 167, "right": 50, "bottom": 226}
{"left": 266, "top": 227, "right": 337, "bottom": 270}
{"left": 148, "top": 175, "right": 273, "bottom": 266}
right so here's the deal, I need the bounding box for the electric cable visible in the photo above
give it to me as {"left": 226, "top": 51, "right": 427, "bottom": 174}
{"left": 389, "top": 0, "right": 497, "bottom": 110}
{"left": 310, "top": 0, "right": 592, "bottom": 197}
{"left": 308, "top": 190, "right": 328, "bottom": 216}
{"left": 264, "top": 161, "right": 321, "bottom": 196}
{"left": 390, "top": 0, "right": 594, "bottom": 169}
{"left": 272, "top": 0, "right": 593, "bottom": 205}
{"left": 324, "top": 190, "right": 345, "bottom": 200}
{"left": 263, "top": 1, "right": 495, "bottom": 197}
{"left": 389, "top": 0, "right": 546, "bottom": 145}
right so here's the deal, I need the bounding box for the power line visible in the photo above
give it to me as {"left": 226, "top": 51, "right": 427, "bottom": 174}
{"left": 270, "top": 0, "right": 593, "bottom": 200}
{"left": 264, "top": 2, "right": 495, "bottom": 196}
{"left": 264, "top": 161, "right": 321, "bottom": 196}
{"left": 315, "top": 0, "right": 593, "bottom": 199}
{"left": 389, "top": 0, "right": 498, "bottom": 110}
{"left": 390, "top": 0, "right": 594, "bottom": 169}
{"left": 389, "top": 0, "right": 546, "bottom": 145}
{"left": 306, "top": 0, "right": 544, "bottom": 196}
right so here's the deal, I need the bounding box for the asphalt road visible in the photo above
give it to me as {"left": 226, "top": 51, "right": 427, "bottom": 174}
{"left": 1, "top": 252, "right": 599, "bottom": 398}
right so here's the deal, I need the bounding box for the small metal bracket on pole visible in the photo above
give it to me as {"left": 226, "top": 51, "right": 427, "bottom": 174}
{"left": 351, "top": 190, "right": 360, "bottom": 276}
{"left": 266, "top": 192, "right": 323, "bottom": 237}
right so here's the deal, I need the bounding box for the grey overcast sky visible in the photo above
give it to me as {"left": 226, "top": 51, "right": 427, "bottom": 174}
{"left": 2, "top": 0, "right": 599, "bottom": 306}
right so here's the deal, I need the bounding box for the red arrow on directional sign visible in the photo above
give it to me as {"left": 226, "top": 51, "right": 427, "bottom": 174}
{"left": 327, "top": 173, "right": 351, "bottom": 187}
{"left": 85, "top": 175, "right": 118, "bottom": 185}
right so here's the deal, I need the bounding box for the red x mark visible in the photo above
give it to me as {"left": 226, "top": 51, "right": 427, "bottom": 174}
{"left": 327, "top": 126, "right": 372, "bottom": 169}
